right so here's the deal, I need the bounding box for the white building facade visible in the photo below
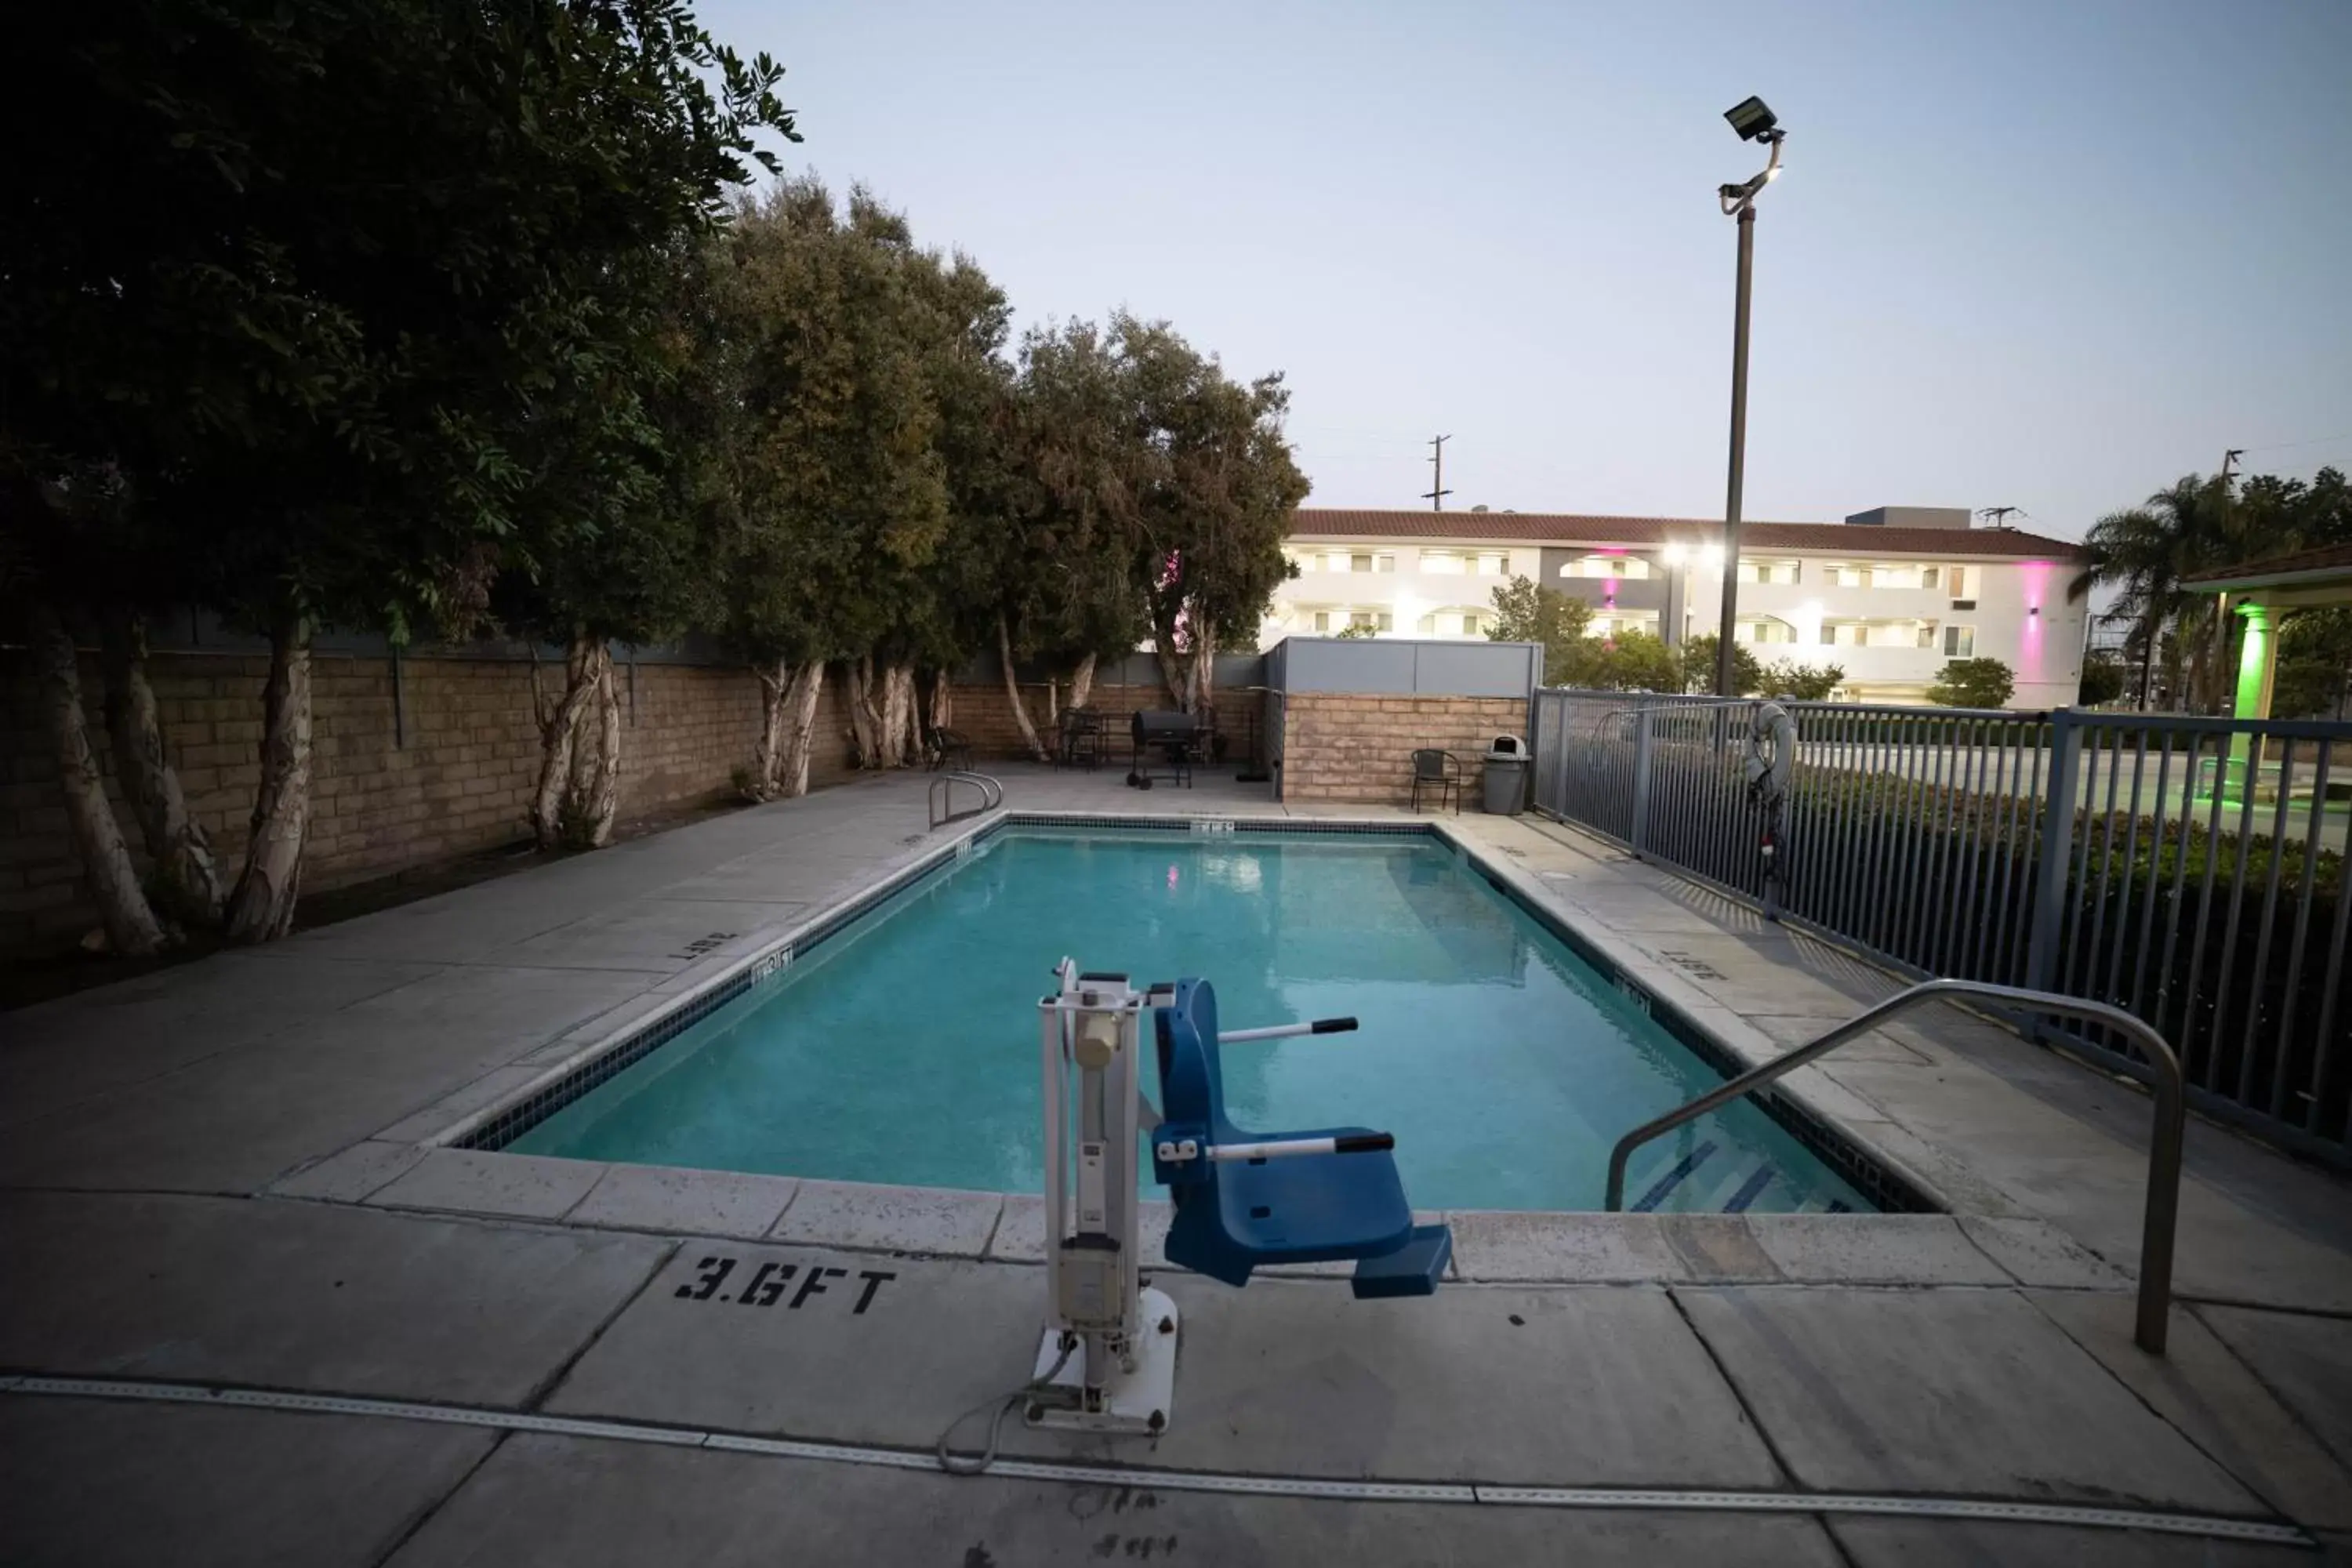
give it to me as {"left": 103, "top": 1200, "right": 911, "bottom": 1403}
{"left": 1265, "top": 506, "right": 2089, "bottom": 709}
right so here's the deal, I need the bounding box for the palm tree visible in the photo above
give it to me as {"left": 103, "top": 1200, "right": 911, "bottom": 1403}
{"left": 2068, "top": 474, "right": 2235, "bottom": 711}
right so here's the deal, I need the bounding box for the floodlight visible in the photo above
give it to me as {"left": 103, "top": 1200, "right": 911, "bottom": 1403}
{"left": 1725, "top": 96, "right": 1778, "bottom": 142}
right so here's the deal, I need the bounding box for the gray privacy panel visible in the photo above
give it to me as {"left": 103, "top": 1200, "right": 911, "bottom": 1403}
{"left": 1269, "top": 637, "right": 1538, "bottom": 699}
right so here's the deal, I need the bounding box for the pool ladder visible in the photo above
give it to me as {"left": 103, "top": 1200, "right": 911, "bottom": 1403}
{"left": 1603, "top": 978, "right": 2186, "bottom": 1356}
{"left": 929, "top": 771, "right": 1004, "bottom": 831}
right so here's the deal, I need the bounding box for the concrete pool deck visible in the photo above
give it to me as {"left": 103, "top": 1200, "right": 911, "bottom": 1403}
{"left": 2, "top": 764, "right": 2350, "bottom": 1564}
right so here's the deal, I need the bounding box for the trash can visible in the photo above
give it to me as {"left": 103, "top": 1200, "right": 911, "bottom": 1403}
{"left": 1482, "top": 735, "right": 1528, "bottom": 815}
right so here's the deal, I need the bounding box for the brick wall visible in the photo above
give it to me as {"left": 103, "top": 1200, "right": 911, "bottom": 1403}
{"left": 0, "top": 649, "right": 857, "bottom": 955}
{"left": 1278, "top": 692, "right": 1530, "bottom": 806}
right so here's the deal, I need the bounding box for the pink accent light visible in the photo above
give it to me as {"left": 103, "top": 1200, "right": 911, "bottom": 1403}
{"left": 2017, "top": 561, "right": 2049, "bottom": 681}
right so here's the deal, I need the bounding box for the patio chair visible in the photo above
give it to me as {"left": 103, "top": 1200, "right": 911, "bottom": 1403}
{"left": 1409, "top": 748, "right": 1463, "bottom": 815}
{"left": 924, "top": 726, "right": 973, "bottom": 773}
{"left": 1057, "top": 706, "right": 1105, "bottom": 771}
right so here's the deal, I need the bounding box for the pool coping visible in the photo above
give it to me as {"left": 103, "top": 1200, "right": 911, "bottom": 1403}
{"left": 270, "top": 808, "right": 2139, "bottom": 1293}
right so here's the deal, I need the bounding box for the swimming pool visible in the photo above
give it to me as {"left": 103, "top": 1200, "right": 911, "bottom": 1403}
{"left": 506, "top": 826, "right": 1878, "bottom": 1213}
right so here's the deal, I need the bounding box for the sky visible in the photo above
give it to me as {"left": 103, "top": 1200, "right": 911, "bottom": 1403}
{"left": 699, "top": 0, "right": 2352, "bottom": 539}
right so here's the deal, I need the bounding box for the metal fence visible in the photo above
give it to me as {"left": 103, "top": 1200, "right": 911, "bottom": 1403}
{"left": 1529, "top": 689, "right": 2352, "bottom": 1167}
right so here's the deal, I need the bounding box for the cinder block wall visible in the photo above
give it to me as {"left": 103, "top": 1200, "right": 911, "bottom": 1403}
{"left": 944, "top": 680, "right": 1265, "bottom": 766}
{"left": 1279, "top": 693, "right": 1530, "bottom": 805}
{"left": 2, "top": 648, "right": 1291, "bottom": 955}
{"left": 0, "top": 650, "right": 855, "bottom": 954}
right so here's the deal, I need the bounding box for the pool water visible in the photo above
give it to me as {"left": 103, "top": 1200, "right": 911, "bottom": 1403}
{"left": 512, "top": 829, "right": 1874, "bottom": 1213}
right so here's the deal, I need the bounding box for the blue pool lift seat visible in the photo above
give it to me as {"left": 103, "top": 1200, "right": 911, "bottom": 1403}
{"left": 1150, "top": 978, "right": 1453, "bottom": 1299}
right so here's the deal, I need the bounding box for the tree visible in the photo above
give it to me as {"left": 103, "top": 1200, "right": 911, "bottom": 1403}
{"left": 1758, "top": 660, "right": 1844, "bottom": 701}
{"left": 1118, "top": 316, "right": 1308, "bottom": 713}
{"left": 1678, "top": 634, "right": 1761, "bottom": 696}
{"left": 1581, "top": 631, "right": 1681, "bottom": 693}
{"left": 719, "top": 181, "right": 948, "bottom": 786}
{"left": 2274, "top": 608, "right": 2352, "bottom": 721}
{"left": 992, "top": 321, "right": 1152, "bottom": 757}
{"left": 2070, "top": 473, "right": 2253, "bottom": 713}
{"left": 2078, "top": 652, "right": 2128, "bottom": 708}
{"left": 7, "top": 0, "right": 796, "bottom": 937}
{"left": 1486, "top": 575, "right": 1593, "bottom": 685}
{"left": 1927, "top": 657, "right": 2016, "bottom": 708}
{"left": 1332, "top": 622, "right": 1377, "bottom": 640}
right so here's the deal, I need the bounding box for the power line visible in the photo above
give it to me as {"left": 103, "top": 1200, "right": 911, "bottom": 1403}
{"left": 2237, "top": 430, "right": 2352, "bottom": 454}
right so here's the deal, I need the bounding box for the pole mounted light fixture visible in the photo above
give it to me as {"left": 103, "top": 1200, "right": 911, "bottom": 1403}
{"left": 1710, "top": 96, "right": 1787, "bottom": 697}
{"left": 1719, "top": 96, "right": 1787, "bottom": 216}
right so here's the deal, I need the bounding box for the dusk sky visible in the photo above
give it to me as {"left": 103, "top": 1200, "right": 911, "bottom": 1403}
{"left": 706, "top": 0, "right": 2351, "bottom": 539}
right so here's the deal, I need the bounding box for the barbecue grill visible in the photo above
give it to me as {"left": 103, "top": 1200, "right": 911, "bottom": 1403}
{"left": 1127, "top": 710, "right": 1200, "bottom": 789}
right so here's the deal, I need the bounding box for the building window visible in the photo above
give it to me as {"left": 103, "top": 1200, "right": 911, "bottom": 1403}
{"left": 1312, "top": 611, "right": 1330, "bottom": 632}
{"left": 1420, "top": 550, "right": 1464, "bottom": 575}
{"left": 1347, "top": 553, "right": 1393, "bottom": 574}
{"left": 1949, "top": 566, "right": 1967, "bottom": 598}
{"left": 1944, "top": 625, "right": 1976, "bottom": 657}
{"left": 1287, "top": 552, "right": 1314, "bottom": 574}
{"left": 1737, "top": 558, "right": 1799, "bottom": 585}
{"left": 1827, "top": 563, "right": 1865, "bottom": 588}
{"left": 1921, "top": 566, "right": 1940, "bottom": 590}
{"left": 1916, "top": 622, "right": 1938, "bottom": 648}
{"left": 1417, "top": 609, "right": 1486, "bottom": 637}
{"left": 1475, "top": 551, "right": 1507, "bottom": 576}
{"left": 1737, "top": 619, "right": 1795, "bottom": 644}
{"left": 1565, "top": 554, "right": 1650, "bottom": 580}
{"left": 1345, "top": 610, "right": 1392, "bottom": 633}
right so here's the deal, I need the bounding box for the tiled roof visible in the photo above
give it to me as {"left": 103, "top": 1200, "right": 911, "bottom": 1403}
{"left": 2181, "top": 542, "right": 2352, "bottom": 587}
{"left": 1288, "top": 508, "right": 2086, "bottom": 560}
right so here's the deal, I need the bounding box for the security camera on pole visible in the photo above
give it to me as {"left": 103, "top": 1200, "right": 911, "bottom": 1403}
{"left": 1712, "top": 96, "right": 1787, "bottom": 699}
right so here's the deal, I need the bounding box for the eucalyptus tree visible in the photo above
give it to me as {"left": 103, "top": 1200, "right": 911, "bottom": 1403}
{"left": 719, "top": 181, "right": 946, "bottom": 786}
{"left": 8, "top": 0, "right": 793, "bottom": 934}
{"left": 1113, "top": 315, "right": 1307, "bottom": 713}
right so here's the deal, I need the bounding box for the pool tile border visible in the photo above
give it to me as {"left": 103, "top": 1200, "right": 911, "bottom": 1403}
{"left": 433, "top": 808, "right": 1935, "bottom": 1218}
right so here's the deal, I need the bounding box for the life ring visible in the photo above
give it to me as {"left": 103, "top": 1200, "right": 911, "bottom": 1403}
{"left": 1743, "top": 702, "right": 1796, "bottom": 808}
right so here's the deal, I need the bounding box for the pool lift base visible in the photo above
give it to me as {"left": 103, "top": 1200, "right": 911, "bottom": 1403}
{"left": 1023, "top": 961, "right": 1449, "bottom": 1450}
{"left": 1025, "top": 1287, "right": 1179, "bottom": 1436}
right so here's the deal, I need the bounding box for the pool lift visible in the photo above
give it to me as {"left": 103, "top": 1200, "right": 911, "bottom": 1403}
{"left": 1017, "top": 959, "right": 1454, "bottom": 1439}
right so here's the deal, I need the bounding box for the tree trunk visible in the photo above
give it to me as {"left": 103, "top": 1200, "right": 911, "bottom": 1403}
{"left": 1069, "top": 652, "right": 1097, "bottom": 713}
{"left": 775, "top": 662, "right": 824, "bottom": 798}
{"left": 845, "top": 656, "right": 883, "bottom": 768}
{"left": 1153, "top": 625, "right": 1190, "bottom": 713}
{"left": 31, "top": 604, "right": 166, "bottom": 955}
{"left": 927, "top": 668, "right": 953, "bottom": 731}
{"left": 750, "top": 661, "right": 789, "bottom": 800}
{"left": 532, "top": 635, "right": 597, "bottom": 849}
{"left": 878, "top": 663, "right": 916, "bottom": 768}
{"left": 568, "top": 644, "right": 622, "bottom": 847}
{"left": 99, "top": 606, "right": 222, "bottom": 930}
{"left": 1191, "top": 619, "right": 1217, "bottom": 715}
{"left": 998, "top": 612, "right": 1049, "bottom": 761}
{"left": 223, "top": 608, "right": 314, "bottom": 942}
{"left": 2137, "top": 615, "right": 2158, "bottom": 710}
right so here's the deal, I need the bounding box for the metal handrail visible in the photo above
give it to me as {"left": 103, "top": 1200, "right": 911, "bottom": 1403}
{"left": 1604, "top": 978, "right": 2186, "bottom": 1355}
{"left": 928, "top": 770, "right": 1004, "bottom": 831}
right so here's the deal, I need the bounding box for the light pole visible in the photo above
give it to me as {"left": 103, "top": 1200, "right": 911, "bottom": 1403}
{"left": 1712, "top": 96, "right": 1787, "bottom": 698}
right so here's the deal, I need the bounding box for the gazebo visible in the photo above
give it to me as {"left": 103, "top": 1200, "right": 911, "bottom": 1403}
{"left": 2181, "top": 541, "right": 2352, "bottom": 793}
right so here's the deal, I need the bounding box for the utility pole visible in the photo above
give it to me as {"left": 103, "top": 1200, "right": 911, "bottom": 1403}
{"left": 1422, "top": 435, "right": 1452, "bottom": 512}
{"left": 1976, "top": 506, "right": 2025, "bottom": 529}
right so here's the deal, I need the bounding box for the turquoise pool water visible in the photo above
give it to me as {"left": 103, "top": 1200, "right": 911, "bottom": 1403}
{"left": 512, "top": 829, "right": 1874, "bottom": 1213}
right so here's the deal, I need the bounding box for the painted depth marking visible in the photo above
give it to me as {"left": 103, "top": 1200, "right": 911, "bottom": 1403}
{"left": 2, "top": 1375, "right": 2310, "bottom": 1547}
